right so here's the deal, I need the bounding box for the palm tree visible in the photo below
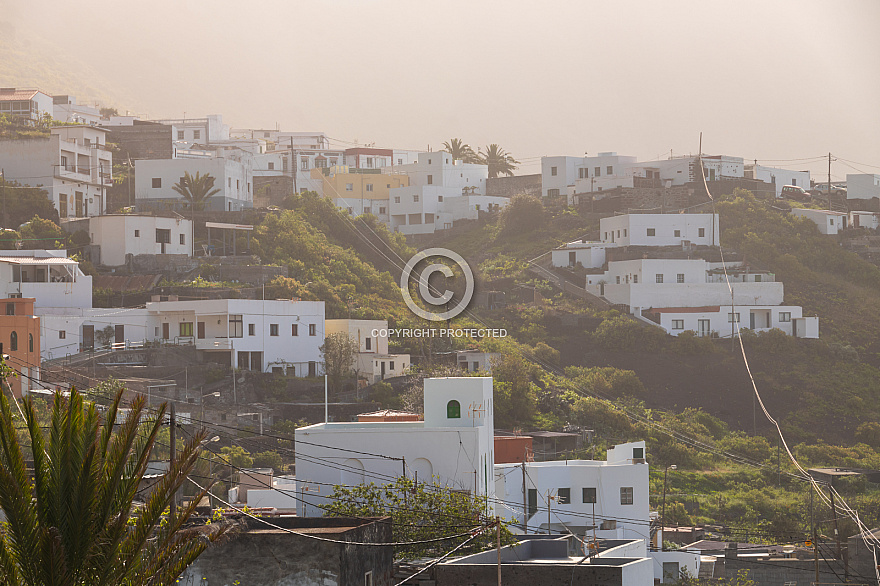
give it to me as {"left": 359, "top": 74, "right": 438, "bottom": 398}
{"left": 0, "top": 382, "right": 223, "bottom": 585}
{"left": 172, "top": 171, "right": 221, "bottom": 211}
{"left": 477, "top": 144, "right": 520, "bottom": 178}
{"left": 442, "top": 138, "right": 478, "bottom": 163}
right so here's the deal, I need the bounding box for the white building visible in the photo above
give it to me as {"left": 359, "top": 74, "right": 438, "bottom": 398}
{"left": 850, "top": 210, "right": 880, "bottom": 230}
{"left": 0, "top": 125, "right": 112, "bottom": 217}
{"left": 846, "top": 174, "right": 880, "bottom": 200}
{"left": 295, "top": 377, "right": 495, "bottom": 517}
{"left": 549, "top": 214, "right": 719, "bottom": 270}
{"left": 0, "top": 88, "right": 53, "bottom": 123}
{"left": 153, "top": 115, "right": 230, "bottom": 145}
{"left": 586, "top": 259, "right": 783, "bottom": 310}
{"left": 145, "top": 298, "right": 325, "bottom": 375}
{"left": 744, "top": 164, "right": 810, "bottom": 198}
{"left": 79, "top": 214, "right": 193, "bottom": 266}
{"left": 388, "top": 186, "right": 507, "bottom": 235}
{"left": 52, "top": 95, "right": 102, "bottom": 126}
{"left": 325, "top": 319, "right": 410, "bottom": 382}
{"left": 398, "top": 151, "right": 488, "bottom": 193}
{"left": 455, "top": 350, "right": 500, "bottom": 373}
{"left": 599, "top": 213, "right": 719, "bottom": 247}
{"left": 134, "top": 156, "right": 253, "bottom": 211}
{"left": 495, "top": 442, "right": 648, "bottom": 540}
{"left": 790, "top": 208, "right": 848, "bottom": 235}
{"left": 0, "top": 250, "right": 92, "bottom": 309}
{"left": 643, "top": 305, "right": 818, "bottom": 339}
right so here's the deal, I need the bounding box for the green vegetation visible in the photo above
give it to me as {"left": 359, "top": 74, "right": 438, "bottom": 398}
{"left": 172, "top": 171, "right": 221, "bottom": 211}
{"left": 325, "top": 477, "right": 515, "bottom": 560}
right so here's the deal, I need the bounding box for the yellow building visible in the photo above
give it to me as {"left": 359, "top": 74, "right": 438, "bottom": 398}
{"left": 312, "top": 166, "right": 409, "bottom": 219}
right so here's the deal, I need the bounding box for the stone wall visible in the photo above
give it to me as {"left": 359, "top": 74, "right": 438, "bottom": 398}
{"left": 486, "top": 174, "right": 542, "bottom": 198}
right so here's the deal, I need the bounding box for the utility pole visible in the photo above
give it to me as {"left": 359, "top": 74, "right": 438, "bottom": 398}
{"left": 828, "top": 152, "right": 833, "bottom": 211}
{"left": 829, "top": 483, "right": 842, "bottom": 559}
{"left": 521, "top": 461, "right": 528, "bottom": 534}
{"left": 169, "top": 402, "right": 176, "bottom": 517}
{"left": 2, "top": 167, "right": 7, "bottom": 228}
{"left": 811, "top": 485, "right": 819, "bottom": 584}
{"left": 496, "top": 517, "right": 502, "bottom": 586}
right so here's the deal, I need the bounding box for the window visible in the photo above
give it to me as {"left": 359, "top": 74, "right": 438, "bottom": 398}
{"left": 728, "top": 312, "right": 740, "bottom": 323}
{"left": 556, "top": 488, "right": 571, "bottom": 504}
{"left": 607, "top": 165, "right": 613, "bottom": 175}
{"left": 152, "top": 178, "right": 162, "bottom": 188}
{"left": 5, "top": 303, "right": 13, "bottom": 316}
{"left": 389, "top": 361, "right": 395, "bottom": 370}
{"left": 291, "top": 324, "right": 298, "bottom": 336}
{"left": 156, "top": 229, "right": 171, "bottom": 244}
{"left": 346, "top": 183, "right": 353, "bottom": 191}
{"left": 551, "top": 166, "right": 558, "bottom": 176}
{"left": 365, "top": 337, "right": 372, "bottom": 350}
{"left": 28, "top": 333, "right": 33, "bottom": 353}
{"left": 547, "top": 188, "right": 560, "bottom": 197}
{"left": 248, "top": 323, "right": 255, "bottom": 336}
{"left": 236, "top": 179, "right": 240, "bottom": 190}
{"left": 677, "top": 273, "right": 685, "bottom": 283}
{"left": 528, "top": 489, "right": 538, "bottom": 518}
{"left": 615, "top": 276, "right": 620, "bottom": 284}
{"left": 59, "top": 194, "right": 68, "bottom": 218}
{"left": 633, "top": 274, "right": 638, "bottom": 283}
{"left": 268, "top": 162, "right": 274, "bottom": 170}
{"left": 620, "top": 487, "right": 634, "bottom": 505}
{"left": 656, "top": 274, "right": 664, "bottom": 283}
{"left": 177, "top": 130, "right": 184, "bottom": 140}
{"left": 365, "top": 571, "right": 373, "bottom": 586}
{"left": 647, "top": 228, "right": 656, "bottom": 236}
{"left": 674, "top": 229, "right": 681, "bottom": 237}
{"left": 583, "top": 487, "right": 597, "bottom": 503}
{"left": 366, "top": 184, "right": 373, "bottom": 192}
{"left": 179, "top": 322, "right": 193, "bottom": 337}
{"left": 633, "top": 447, "right": 644, "bottom": 459}
{"left": 427, "top": 175, "right": 433, "bottom": 185}
{"left": 579, "top": 168, "right": 587, "bottom": 179}
{"left": 309, "top": 324, "right": 316, "bottom": 336}
{"left": 779, "top": 312, "right": 791, "bottom": 322}
{"left": 134, "top": 229, "right": 140, "bottom": 237}
{"left": 193, "top": 130, "right": 200, "bottom": 140}
{"left": 754, "top": 274, "right": 762, "bottom": 282}
{"left": 300, "top": 159, "right": 309, "bottom": 171}
{"left": 9, "top": 331, "right": 17, "bottom": 352}
{"left": 699, "top": 227, "right": 706, "bottom": 237}
{"left": 270, "top": 324, "right": 279, "bottom": 336}
{"left": 447, "top": 400, "right": 461, "bottom": 419}
{"left": 594, "top": 166, "right": 601, "bottom": 176}
{"left": 59, "top": 330, "right": 66, "bottom": 340}
{"left": 438, "top": 195, "right": 444, "bottom": 202}
{"left": 60, "top": 155, "right": 68, "bottom": 169}
{"left": 672, "top": 319, "right": 685, "bottom": 330}
{"left": 394, "top": 196, "right": 401, "bottom": 203}
{"left": 180, "top": 234, "right": 186, "bottom": 245}
{"left": 229, "top": 315, "right": 244, "bottom": 338}
{"left": 413, "top": 195, "right": 420, "bottom": 202}
{"left": 623, "top": 229, "right": 627, "bottom": 237}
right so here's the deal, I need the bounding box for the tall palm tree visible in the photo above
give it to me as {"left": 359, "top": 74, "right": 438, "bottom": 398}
{"left": 477, "top": 144, "right": 520, "bottom": 178}
{"left": 172, "top": 171, "right": 221, "bottom": 211}
{"left": 441, "top": 138, "right": 478, "bottom": 163}
{"left": 0, "top": 382, "right": 223, "bottom": 585}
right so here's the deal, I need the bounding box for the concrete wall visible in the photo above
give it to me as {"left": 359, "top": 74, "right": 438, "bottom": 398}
{"left": 747, "top": 164, "right": 811, "bottom": 198}
{"left": 486, "top": 173, "right": 541, "bottom": 198}
{"left": 88, "top": 215, "right": 193, "bottom": 266}
{"left": 600, "top": 214, "right": 719, "bottom": 247}
{"left": 180, "top": 517, "right": 393, "bottom": 586}
{"left": 651, "top": 305, "right": 810, "bottom": 338}
{"left": 104, "top": 121, "right": 173, "bottom": 160}
{"left": 134, "top": 157, "right": 253, "bottom": 210}
{"left": 846, "top": 174, "right": 880, "bottom": 199}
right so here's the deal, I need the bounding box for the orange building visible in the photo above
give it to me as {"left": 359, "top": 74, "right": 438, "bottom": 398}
{"left": 0, "top": 298, "right": 40, "bottom": 398}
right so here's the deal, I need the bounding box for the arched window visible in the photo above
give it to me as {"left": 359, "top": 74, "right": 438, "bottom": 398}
{"left": 9, "top": 331, "right": 17, "bottom": 352}
{"left": 447, "top": 400, "right": 461, "bottom": 419}
{"left": 28, "top": 333, "right": 33, "bottom": 353}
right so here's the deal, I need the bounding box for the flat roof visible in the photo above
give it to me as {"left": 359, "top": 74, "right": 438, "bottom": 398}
{"left": 0, "top": 256, "right": 77, "bottom": 265}
{"left": 205, "top": 221, "right": 254, "bottom": 231}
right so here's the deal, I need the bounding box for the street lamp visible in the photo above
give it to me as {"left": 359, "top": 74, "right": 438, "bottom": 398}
{"left": 200, "top": 391, "right": 221, "bottom": 425}
{"left": 199, "top": 435, "right": 221, "bottom": 509}
{"left": 661, "top": 464, "right": 677, "bottom": 550}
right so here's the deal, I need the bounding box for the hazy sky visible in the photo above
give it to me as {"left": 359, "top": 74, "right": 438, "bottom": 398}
{"left": 6, "top": 0, "right": 879, "bottom": 179}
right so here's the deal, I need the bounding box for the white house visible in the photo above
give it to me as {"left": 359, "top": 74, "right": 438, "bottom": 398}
{"left": 550, "top": 240, "right": 615, "bottom": 269}
{"left": 396, "top": 151, "right": 488, "bottom": 193}
{"left": 542, "top": 153, "right": 642, "bottom": 198}
{"left": 0, "top": 250, "right": 92, "bottom": 309}
{"left": 790, "top": 208, "right": 848, "bottom": 235}
{"left": 52, "top": 95, "right": 102, "bottom": 126}
{"left": 295, "top": 377, "right": 495, "bottom": 517}
{"left": 80, "top": 214, "right": 193, "bottom": 266}
{"left": 643, "top": 305, "right": 819, "bottom": 339}
{"left": 586, "top": 259, "right": 783, "bottom": 310}
{"left": 455, "top": 350, "right": 500, "bottom": 373}
{"left": 495, "top": 442, "right": 648, "bottom": 540}
{"left": 744, "top": 164, "right": 810, "bottom": 198}
{"left": 388, "top": 186, "right": 507, "bottom": 235}
{"left": 153, "top": 115, "right": 230, "bottom": 145}
{"left": 850, "top": 210, "right": 880, "bottom": 230}
{"left": 134, "top": 156, "right": 253, "bottom": 211}
{"left": 0, "top": 88, "right": 53, "bottom": 123}
{"left": 324, "top": 319, "right": 410, "bottom": 382}
{"left": 599, "top": 213, "right": 719, "bottom": 247}
{"left": 145, "top": 298, "right": 325, "bottom": 375}
{"left": 846, "top": 174, "right": 880, "bottom": 200}
{"left": 0, "top": 125, "right": 112, "bottom": 217}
